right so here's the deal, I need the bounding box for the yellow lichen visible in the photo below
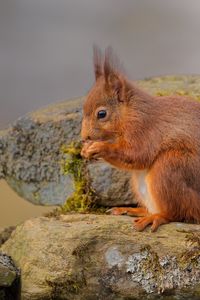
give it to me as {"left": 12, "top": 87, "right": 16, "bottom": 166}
{"left": 155, "top": 90, "right": 170, "bottom": 97}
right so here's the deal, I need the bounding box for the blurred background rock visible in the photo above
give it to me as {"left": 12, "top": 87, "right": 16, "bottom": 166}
{"left": 1, "top": 0, "right": 200, "bottom": 227}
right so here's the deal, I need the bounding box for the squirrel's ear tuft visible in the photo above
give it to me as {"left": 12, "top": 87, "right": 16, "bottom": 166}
{"left": 93, "top": 45, "right": 103, "bottom": 80}
{"left": 104, "top": 46, "right": 124, "bottom": 99}
{"left": 104, "top": 46, "right": 119, "bottom": 80}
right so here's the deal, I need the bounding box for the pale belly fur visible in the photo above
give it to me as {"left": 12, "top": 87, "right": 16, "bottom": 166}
{"left": 132, "top": 169, "right": 160, "bottom": 214}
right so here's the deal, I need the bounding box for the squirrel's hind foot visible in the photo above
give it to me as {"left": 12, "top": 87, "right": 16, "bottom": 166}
{"left": 133, "top": 214, "right": 169, "bottom": 232}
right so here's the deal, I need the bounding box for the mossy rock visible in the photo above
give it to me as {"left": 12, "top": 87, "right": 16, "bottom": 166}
{"left": 1, "top": 214, "right": 200, "bottom": 299}
{"left": 1, "top": 75, "right": 200, "bottom": 207}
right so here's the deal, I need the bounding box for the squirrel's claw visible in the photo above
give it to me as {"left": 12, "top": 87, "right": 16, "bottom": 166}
{"left": 133, "top": 215, "right": 169, "bottom": 232}
{"left": 106, "top": 207, "right": 128, "bottom": 215}
{"left": 106, "top": 207, "right": 127, "bottom": 216}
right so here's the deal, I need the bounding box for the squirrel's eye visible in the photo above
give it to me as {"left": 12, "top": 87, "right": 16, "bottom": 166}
{"left": 97, "top": 110, "right": 107, "bottom": 119}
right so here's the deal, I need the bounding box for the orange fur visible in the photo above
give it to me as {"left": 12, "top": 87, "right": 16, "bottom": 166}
{"left": 81, "top": 46, "right": 200, "bottom": 231}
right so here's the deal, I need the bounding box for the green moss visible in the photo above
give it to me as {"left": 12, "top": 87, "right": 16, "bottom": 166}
{"left": 45, "top": 141, "right": 103, "bottom": 217}
{"left": 60, "top": 141, "right": 101, "bottom": 213}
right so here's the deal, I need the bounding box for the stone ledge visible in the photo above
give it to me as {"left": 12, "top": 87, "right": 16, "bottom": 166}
{"left": 1, "top": 214, "right": 200, "bottom": 299}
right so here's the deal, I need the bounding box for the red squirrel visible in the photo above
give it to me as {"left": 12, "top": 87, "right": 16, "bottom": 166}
{"left": 81, "top": 46, "right": 200, "bottom": 231}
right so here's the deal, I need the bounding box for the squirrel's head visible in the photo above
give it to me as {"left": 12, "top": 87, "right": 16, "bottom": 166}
{"left": 81, "top": 46, "right": 134, "bottom": 143}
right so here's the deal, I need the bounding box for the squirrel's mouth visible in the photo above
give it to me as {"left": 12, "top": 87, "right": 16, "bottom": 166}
{"left": 90, "top": 157, "right": 104, "bottom": 162}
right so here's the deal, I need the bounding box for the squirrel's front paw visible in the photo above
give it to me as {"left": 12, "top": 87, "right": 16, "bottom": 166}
{"left": 81, "top": 141, "right": 93, "bottom": 158}
{"left": 81, "top": 141, "right": 105, "bottom": 159}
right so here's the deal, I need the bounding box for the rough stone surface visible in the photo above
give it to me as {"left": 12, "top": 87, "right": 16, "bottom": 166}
{"left": 0, "top": 227, "right": 15, "bottom": 247}
{"left": 0, "top": 252, "right": 20, "bottom": 300}
{"left": 1, "top": 214, "right": 200, "bottom": 299}
{"left": 0, "top": 253, "right": 17, "bottom": 287}
{"left": 87, "top": 162, "right": 133, "bottom": 206}
{"left": 1, "top": 76, "right": 200, "bottom": 206}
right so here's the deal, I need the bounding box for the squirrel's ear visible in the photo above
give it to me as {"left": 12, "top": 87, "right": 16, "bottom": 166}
{"left": 104, "top": 46, "right": 124, "bottom": 100}
{"left": 93, "top": 45, "right": 103, "bottom": 81}
{"left": 105, "top": 72, "right": 123, "bottom": 99}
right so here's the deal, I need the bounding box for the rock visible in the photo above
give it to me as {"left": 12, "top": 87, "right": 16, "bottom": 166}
{"left": 0, "top": 252, "right": 20, "bottom": 299}
{"left": 0, "top": 227, "right": 15, "bottom": 248}
{"left": 1, "top": 76, "right": 200, "bottom": 206}
{"left": 1, "top": 214, "right": 200, "bottom": 299}
{"left": 0, "top": 254, "right": 17, "bottom": 287}
{"left": 87, "top": 162, "right": 133, "bottom": 206}
{"left": 0, "top": 98, "right": 83, "bottom": 206}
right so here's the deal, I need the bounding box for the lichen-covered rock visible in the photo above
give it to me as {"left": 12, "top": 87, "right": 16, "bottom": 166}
{"left": 0, "top": 252, "right": 20, "bottom": 299}
{"left": 1, "top": 75, "right": 200, "bottom": 206}
{"left": 1, "top": 214, "right": 200, "bottom": 299}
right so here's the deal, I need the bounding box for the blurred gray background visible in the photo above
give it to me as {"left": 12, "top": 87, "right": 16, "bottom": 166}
{"left": 1, "top": 0, "right": 200, "bottom": 129}
{"left": 1, "top": 0, "right": 200, "bottom": 227}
